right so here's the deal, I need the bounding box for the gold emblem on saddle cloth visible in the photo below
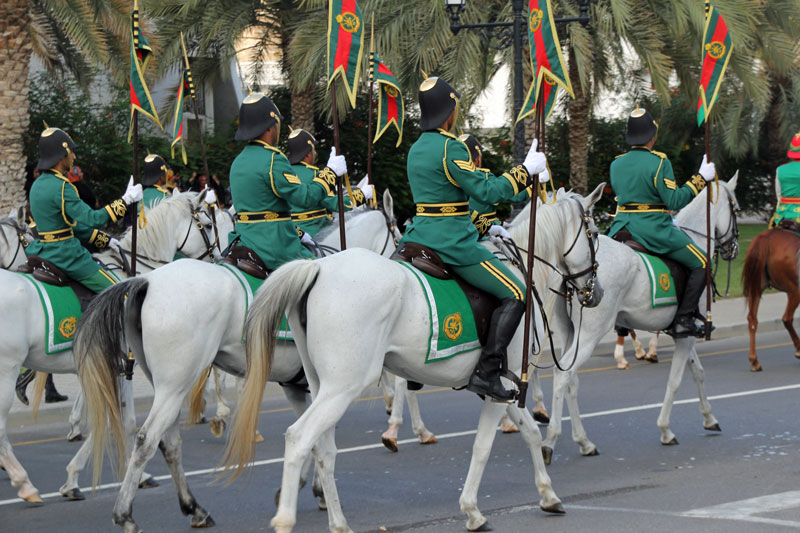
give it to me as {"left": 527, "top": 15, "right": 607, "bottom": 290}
{"left": 706, "top": 41, "right": 726, "bottom": 60}
{"left": 59, "top": 316, "right": 77, "bottom": 339}
{"left": 336, "top": 12, "right": 360, "bottom": 33}
{"left": 658, "top": 273, "right": 671, "bottom": 292}
{"left": 529, "top": 9, "right": 543, "bottom": 32}
{"left": 443, "top": 312, "right": 463, "bottom": 341}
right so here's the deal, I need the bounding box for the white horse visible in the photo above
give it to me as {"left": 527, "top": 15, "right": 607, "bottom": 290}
{"left": 0, "top": 192, "right": 221, "bottom": 503}
{"left": 0, "top": 207, "right": 32, "bottom": 271}
{"left": 223, "top": 187, "right": 604, "bottom": 533}
{"left": 538, "top": 176, "right": 740, "bottom": 464}
{"left": 72, "top": 194, "right": 402, "bottom": 532}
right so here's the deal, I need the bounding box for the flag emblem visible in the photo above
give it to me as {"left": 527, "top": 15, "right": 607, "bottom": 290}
{"left": 337, "top": 12, "right": 360, "bottom": 33}
{"left": 386, "top": 85, "right": 399, "bottom": 98}
{"left": 705, "top": 41, "right": 726, "bottom": 59}
{"left": 529, "top": 9, "right": 543, "bottom": 32}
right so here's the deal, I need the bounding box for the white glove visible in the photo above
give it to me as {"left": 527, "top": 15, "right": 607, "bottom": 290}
{"left": 356, "top": 176, "right": 374, "bottom": 201}
{"left": 204, "top": 187, "right": 217, "bottom": 205}
{"left": 487, "top": 224, "right": 511, "bottom": 239}
{"left": 523, "top": 139, "right": 547, "bottom": 176}
{"left": 538, "top": 167, "right": 551, "bottom": 184}
{"left": 698, "top": 155, "right": 715, "bottom": 182}
{"left": 109, "top": 238, "right": 121, "bottom": 251}
{"left": 122, "top": 176, "right": 143, "bottom": 204}
{"left": 300, "top": 232, "right": 314, "bottom": 245}
{"left": 326, "top": 147, "right": 348, "bottom": 177}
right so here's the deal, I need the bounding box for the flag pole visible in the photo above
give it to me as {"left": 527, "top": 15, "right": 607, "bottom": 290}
{"left": 518, "top": 85, "right": 544, "bottom": 409}
{"left": 331, "top": 80, "right": 347, "bottom": 250}
{"left": 366, "top": 13, "right": 375, "bottom": 184}
{"left": 704, "top": 121, "right": 712, "bottom": 340}
{"left": 181, "top": 32, "right": 219, "bottom": 250}
{"left": 131, "top": 111, "right": 139, "bottom": 277}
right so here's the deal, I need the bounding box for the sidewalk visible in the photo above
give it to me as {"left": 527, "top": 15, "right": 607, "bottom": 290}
{"left": 10, "top": 292, "right": 793, "bottom": 428}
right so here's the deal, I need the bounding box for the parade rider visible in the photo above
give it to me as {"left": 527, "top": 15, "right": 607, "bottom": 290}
{"left": 607, "top": 107, "right": 716, "bottom": 338}
{"left": 26, "top": 125, "right": 142, "bottom": 292}
{"left": 227, "top": 93, "right": 347, "bottom": 269}
{"left": 458, "top": 133, "right": 543, "bottom": 240}
{"left": 285, "top": 128, "right": 374, "bottom": 239}
{"left": 141, "top": 154, "right": 172, "bottom": 210}
{"left": 769, "top": 131, "right": 800, "bottom": 228}
{"left": 398, "top": 77, "right": 549, "bottom": 403}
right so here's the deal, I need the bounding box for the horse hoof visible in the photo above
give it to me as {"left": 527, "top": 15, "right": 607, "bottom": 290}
{"left": 254, "top": 431, "right": 264, "bottom": 443}
{"left": 583, "top": 447, "right": 599, "bottom": 457}
{"left": 750, "top": 363, "right": 762, "bottom": 372}
{"left": 617, "top": 362, "right": 630, "bottom": 370}
{"left": 469, "top": 521, "right": 493, "bottom": 532}
{"left": 705, "top": 423, "right": 721, "bottom": 432}
{"left": 67, "top": 432, "right": 83, "bottom": 442}
{"left": 419, "top": 435, "right": 438, "bottom": 445}
{"left": 501, "top": 425, "right": 519, "bottom": 434}
{"left": 795, "top": 351, "right": 800, "bottom": 359}
{"left": 646, "top": 354, "right": 658, "bottom": 363}
{"left": 23, "top": 492, "right": 43, "bottom": 504}
{"left": 541, "top": 501, "right": 565, "bottom": 514}
{"left": 191, "top": 512, "right": 215, "bottom": 528}
{"left": 532, "top": 410, "right": 550, "bottom": 424}
{"left": 317, "top": 498, "right": 327, "bottom": 511}
{"left": 382, "top": 437, "right": 398, "bottom": 453}
{"left": 139, "top": 477, "right": 160, "bottom": 489}
{"left": 62, "top": 488, "right": 85, "bottom": 501}
{"left": 541, "top": 446, "right": 553, "bottom": 465}
{"left": 210, "top": 418, "right": 225, "bottom": 438}
{"left": 662, "top": 437, "right": 679, "bottom": 446}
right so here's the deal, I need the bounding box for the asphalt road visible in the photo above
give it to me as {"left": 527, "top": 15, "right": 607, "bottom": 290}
{"left": 3, "top": 329, "right": 800, "bottom": 532}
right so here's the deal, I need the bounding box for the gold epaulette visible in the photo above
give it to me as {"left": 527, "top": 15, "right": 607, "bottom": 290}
{"left": 614, "top": 153, "right": 626, "bottom": 159}
{"left": 437, "top": 128, "right": 460, "bottom": 140}
{"left": 650, "top": 150, "right": 667, "bottom": 159}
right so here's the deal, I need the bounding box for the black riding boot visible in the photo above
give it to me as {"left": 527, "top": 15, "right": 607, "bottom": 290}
{"left": 15, "top": 369, "right": 34, "bottom": 406}
{"left": 467, "top": 298, "right": 525, "bottom": 402}
{"left": 45, "top": 374, "right": 68, "bottom": 403}
{"left": 670, "top": 268, "right": 707, "bottom": 338}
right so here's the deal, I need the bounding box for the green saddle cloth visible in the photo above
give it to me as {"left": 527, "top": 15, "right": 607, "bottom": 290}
{"left": 635, "top": 252, "right": 678, "bottom": 308}
{"left": 218, "top": 263, "right": 293, "bottom": 342}
{"left": 396, "top": 261, "right": 481, "bottom": 363}
{"left": 22, "top": 274, "right": 82, "bottom": 354}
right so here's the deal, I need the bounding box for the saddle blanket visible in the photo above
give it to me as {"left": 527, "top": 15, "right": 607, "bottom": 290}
{"left": 22, "top": 274, "right": 81, "bottom": 354}
{"left": 635, "top": 252, "right": 678, "bottom": 308}
{"left": 397, "top": 261, "right": 481, "bottom": 363}
{"left": 218, "top": 263, "right": 293, "bottom": 343}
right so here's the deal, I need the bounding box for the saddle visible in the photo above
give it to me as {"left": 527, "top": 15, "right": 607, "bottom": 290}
{"left": 777, "top": 219, "right": 800, "bottom": 234}
{"left": 612, "top": 230, "right": 688, "bottom": 306}
{"left": 17, "top": 256, "right": 96, "bottom": 311}
{"left": 391, "top": 243, "right": 499, "bottom": 346}
{"left": 220, "top": 245, "right": 269, "bottom": 279}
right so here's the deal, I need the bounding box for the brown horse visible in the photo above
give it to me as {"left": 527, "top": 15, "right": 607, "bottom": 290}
{"left": 742, "top": 227, "right": 800, "bottom": 371}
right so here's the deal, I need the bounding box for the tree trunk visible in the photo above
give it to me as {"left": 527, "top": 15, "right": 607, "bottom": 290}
{"left": 0, "top": 2, "right": 31, "bottom": 214}
{"left": 291, "top": 85, "right": 315, "bottom": 135}
{"left": 567, "top": 45, "right": 590, "bottom": 195}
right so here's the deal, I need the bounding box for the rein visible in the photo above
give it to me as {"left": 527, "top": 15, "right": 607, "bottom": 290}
{"left": 305, "top": 206, "right": 398, "bottom": 258}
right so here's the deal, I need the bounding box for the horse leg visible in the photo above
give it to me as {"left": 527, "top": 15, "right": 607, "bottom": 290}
{"left": 59, "top": 432, "right": 93, "bottom": 500}
{"left": 310, "top": 426, "right": 350, "bottom": 533}
{"left": 645, "top": 332, "right": 659, "bottom": 363}
{"left": 381, "top": 376, "right": 405, "bottom": 452}
{"left": 0, "top": 366, "right": 42, "bottom": 503}
{"left": 158, "top": 418, "right": 214, "bottom": 528}
{"left": 529, "top": 367, "right": 549, "bottom": 424}
{"left": 686, "top": 348, "right": 720, "bottom": 432}
{"left": 210, "top": 368, "right": 231, "bottom": 438}
{"left": 405, "top": 382, "right": 437, "bottom": 445}
{"left": 613, "top": 335, "right": 631, "bottom": 369}
{"left": 631, "top": 330, "right": 647, "bottom": 361}
{"left": 500, "top": 413, "right": 519, "bottom": 433}
{"left": 656, "top": 339, "right": 691, "bottom": 445}
{"left": 379, "top": 369, "right": 394, "bottom": 415}
{"left": 67, "top": 386, "right": 85, "bottom": 441}
{"left": 119, "top": 378, "right": 157, "bottom": 489}
{"left": 542, "top": 368, "right": 571, "bottom": 464}
{"left": 782, "top": 291, "right": 800, "bottom": 357}
{"left": 564, "top": 374, "right": 597, "bottom": 456}
{"left": 747, "top": 293, "right": 763, "bottom": 372}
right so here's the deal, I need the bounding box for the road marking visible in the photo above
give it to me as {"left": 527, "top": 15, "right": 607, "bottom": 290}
{"left": 683, "top": 490, "right": 800, "bottom": 528}
{"left": 4, "top": 382, "right": 800, "bottom": 507}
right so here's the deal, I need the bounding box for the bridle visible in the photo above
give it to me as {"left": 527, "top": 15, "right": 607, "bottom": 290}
{"left": 0, "top": 220, "right": 31, "bottom": 270}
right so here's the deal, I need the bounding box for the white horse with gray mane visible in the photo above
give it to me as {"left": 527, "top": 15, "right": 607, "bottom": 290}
{"left": 222, "top": 187, "right": 604, "bottom": 533}
{"left": 537, "top": 176, "right": 740, "bottom": 464}
{"left": 72, "top": 193, "right": 402, "bottom": 532}
{"left": 0, "top": 192, "right": 222, "bottom": 503}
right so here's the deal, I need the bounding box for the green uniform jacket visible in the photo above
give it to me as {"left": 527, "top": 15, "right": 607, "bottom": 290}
{"left": 142, "top": 185, "right": 171, "bottom": 210}
{"left": 399, "top": 129, "right": 529, "bottom": 265}
{"left": 26, "top": 170, "right": 126, "bottom": 280}
{"left": 608, "top": 147, "right": 705, "bottom": 254}
{"left": 469, "top": 167, "right": 533, "bottom": 236}
{"left": 772, "top": 161, "right": 800, "bottom": 226}
{"left": 228, "top": 141, "right": 333, "bottom": 268}
{"left": 289, "top": 162, "right": 358, "bottom": 238}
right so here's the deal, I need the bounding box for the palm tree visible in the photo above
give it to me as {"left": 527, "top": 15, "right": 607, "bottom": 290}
{"left": 0, "top": 0, "right": 129, "bottom": 214}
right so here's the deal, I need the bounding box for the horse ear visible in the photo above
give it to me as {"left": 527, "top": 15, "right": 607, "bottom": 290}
{"left": 582, "top": 182, "right": 605, "bottom": 209}
{"left": 192, "top": 191, "right": 205, "bottom": 210}
{"left": 14, "top": 204, "right": 25, "bottom": 226}
{"left": 727, "top": 170, "right": 739, "bottom": 191}
{"left": 382, "top": 189, "right": 394, "bottom": 219}
{"left": 172, "top": 187, "right": 181, "bottom": 197}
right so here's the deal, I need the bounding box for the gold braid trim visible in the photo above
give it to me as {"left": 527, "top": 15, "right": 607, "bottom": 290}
{"left": 89, "top": 229, "right": 111, "bottom": 250}
{"left": 501, "top": 165, "right": 529, "bottom": 196}
{"left": 314, "top": 167, "right": 337, "bottom": 195}
{"left": 105, "top": 199, "right": 127, "bottom": 223}
{"left": 472, "top": 213, "right": 494, "bottom": 237}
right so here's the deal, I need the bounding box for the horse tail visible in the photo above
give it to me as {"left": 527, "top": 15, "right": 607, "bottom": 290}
{"left": 187, "top": 366, "right": 212, "bottom": 425}
{"left": 30, "top": 372, "right": 47, "bottom": 420}
{"left": 742, "top": 231, "right": 770, "bottom": 313}
{"left": 222, "top": 259, "right": 320, "bottom": 481}
{"left": 73, "top": 277, "right": 148, "bottom": 488}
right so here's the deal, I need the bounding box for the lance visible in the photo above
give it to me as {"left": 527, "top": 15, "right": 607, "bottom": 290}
{"left": 130, "top": 111, "right": 139, "bottom": 277}
{"left": 366, "top": 13, "right": 375, "bottom": 184}
{"left": 181, "top": 33, "right": 220, "bottom": 251}
{"left": 704, "top": 122, "right": 712, "bottom": 340}
{"left": 331, "top": 80, "right": 348, "bottom": 250}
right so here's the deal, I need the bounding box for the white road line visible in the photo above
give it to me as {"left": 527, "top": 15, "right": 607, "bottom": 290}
{"left": 683, "top": 490, "right": 800, "bottom": 527}
{"left": 3, "top": 383, "right": 800, "bottom": 507}
{"left": 567, "top": 504, "right": 800, "bottom": 529}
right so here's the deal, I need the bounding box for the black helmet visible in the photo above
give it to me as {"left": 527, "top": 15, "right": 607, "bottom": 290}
{"left": 625, "top": 107, "right": 658, "bottom": 146}
{"left": 142, "top": 154, "right": 169, "bottom": 186}
{"left": 287, "top": 129, "right": 318, "bottom": 165}
{"left": 457, "top": 134, "right": 483, "bottom": 163}
{"left": 37, "top": 126, "right": 76, "bottom": 170}
{"left": 418, "top": 77, "right": 460, "bottom": 131}
{"left": 234, "top": 92, "right": 283, "bottom": 141}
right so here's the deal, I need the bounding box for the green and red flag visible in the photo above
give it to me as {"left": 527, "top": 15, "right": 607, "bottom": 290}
{"left": 697, "top": 1, "right": 733, "bottom": 127}
{"left": 327, "top": 0, "right": 365, "bottom": 109}
{"left": 128, "top": 0, "right": 162, "bottom": 142}
{"left": 516, "top": 0, "right": 574, "bottom": 123}
{"left": 371, "top": 53, "right": 403, "bottom": 147}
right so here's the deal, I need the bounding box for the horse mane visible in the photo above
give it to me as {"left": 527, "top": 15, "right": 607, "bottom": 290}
{"left": 118, "top": 193, "right": 196, "bottom": 261}
{"left": 507, "top": 193, "right": 571, "bottom": 268}
{"left": 314, "top": 205, "right": 371, "bottom": 242}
